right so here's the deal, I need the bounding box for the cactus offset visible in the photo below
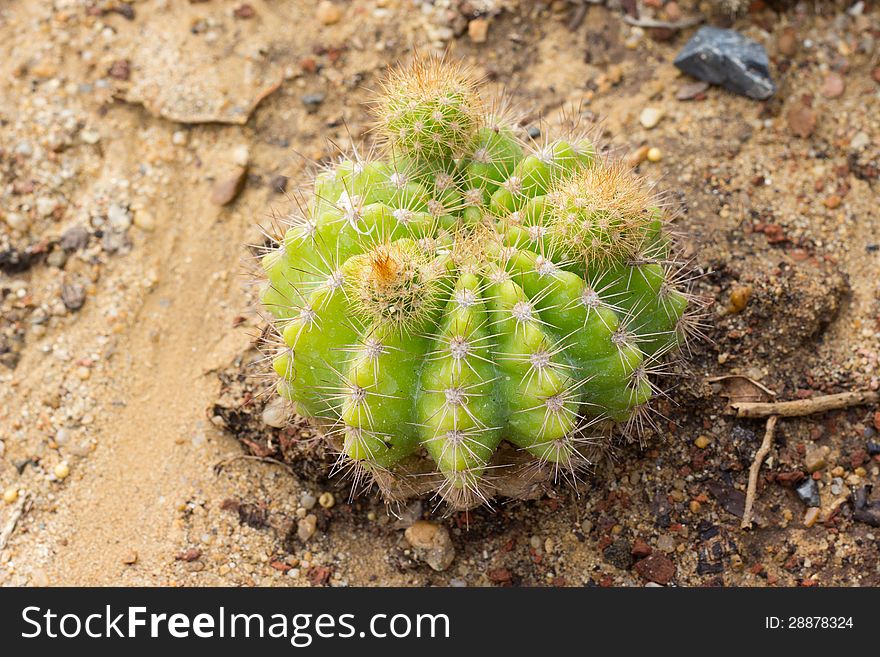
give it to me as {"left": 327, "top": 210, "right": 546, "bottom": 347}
{"left": 259, "top": 54, "right": 700, "bottom": 509}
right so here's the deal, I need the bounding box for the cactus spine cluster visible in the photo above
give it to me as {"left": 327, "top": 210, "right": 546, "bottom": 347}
{"left": 259, "top": 55, "right": 699, "bottom": 508}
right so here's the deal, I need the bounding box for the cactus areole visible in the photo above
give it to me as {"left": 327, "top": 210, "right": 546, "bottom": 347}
{"left": 259, "top": 55, "right": 699, "bottom": 509}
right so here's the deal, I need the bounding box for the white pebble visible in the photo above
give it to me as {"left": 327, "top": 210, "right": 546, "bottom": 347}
{"left": 300, "top": 491, "right": 317, "bottom": 510}
{"left": 36, "top": 197, "right": 58, "bottom": 217}
{"left": 232, "top": 144, "right": 250, "bottom": 167}
{"left": 261, "top": 397, "right": 288, "bottom": 428}
{"left": 54, "top": 462, "right": 70, "bottom": 480}
{"left": 639, "top": 107, "right": 663, "bottom": 129}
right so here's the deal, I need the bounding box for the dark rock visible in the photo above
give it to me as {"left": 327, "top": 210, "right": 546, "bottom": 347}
{"left": 60, "top": 225, "right": 90, "bottom": 251}
{"left": 111, "top": 3, "right": 135, "bottom": 20}
{"left": 674, "top": 26, "right": 776, "bottom": 100}
{"left": 634, "top": 553, "right": 676, "bottom": 585}
{"left": 301, "top": 93, "right": 326, "bottom": 114}
{"left": 0, "top": 248, "right": 37, "bottom": 274}
{"left": 270, "top": 174, "right": 289, "bottom": 194}
{"left": 867, "top": 440, "right": 880, "bottom": 456}
{"left": 795, "top": 478, "right": 820, "bottom": 507}
{"left": 61, "top": 283, "right": 86, "bottom": 311}
{"left": 526, "top": 126, "right": 540, "bottom": 139}
{"left": 853, "top": 486, "right": 880, "bottom": 527}
{"left": 603, "top": 539, "right": 634, "bottom": 570}
{"left": 707, "top": 480, "right": 746, "bottom": 518}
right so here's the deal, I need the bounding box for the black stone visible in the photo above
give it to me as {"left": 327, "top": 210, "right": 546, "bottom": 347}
{"left": 270, "top": 174, "right": 289, "bottom": 194}
{"left": 0, "top": 248, "right": 36, "bottom": 274}
{"left": 674, "top": 26, "right": 776, "bottom": 100}
{"left": 795, "top": 478, "right": 820, "bottom": 507}
{"left": 867, "top": 440, "right": 880, "bottom": 456}
{"left": 301, "top": 93, "right": 326, "bottom": 114}
{"left": 853, "top": 486, "right": 880, "bottom": 527}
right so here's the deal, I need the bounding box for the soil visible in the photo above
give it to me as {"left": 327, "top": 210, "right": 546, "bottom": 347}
{"left": 1, "top": 0, "right": 879, "bottom": 588}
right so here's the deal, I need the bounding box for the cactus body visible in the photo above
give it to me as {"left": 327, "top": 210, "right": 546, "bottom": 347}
{"left": 259, "top": 56, "right": 696, "bottom": 508}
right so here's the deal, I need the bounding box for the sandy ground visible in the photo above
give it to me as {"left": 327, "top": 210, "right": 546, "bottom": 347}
{"left": 1, "top": 0, "right": 879, "bottom": 587}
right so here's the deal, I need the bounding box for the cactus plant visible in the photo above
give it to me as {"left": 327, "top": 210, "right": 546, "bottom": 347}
{"left": 258, "top": 54, "right": 700, "bottom": 509}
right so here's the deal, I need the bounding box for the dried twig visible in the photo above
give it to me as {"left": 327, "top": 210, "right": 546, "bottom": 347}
{"left": 622, "top": 15, "right": 704, "bottom": 29}
{"left": 0, "top": 492, "right": 32, "bottom": 550}
{"left": 732, "top": 390, "right": 879, "bottom": 418}
{"left": 741, "top": 416, "right": 777, "bottom": 530}
{"left": 706, "top": 374, "right": 777, "bottom": 397}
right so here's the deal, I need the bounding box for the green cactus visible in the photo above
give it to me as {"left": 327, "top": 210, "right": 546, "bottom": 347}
{"left": 259, "top": 54, "right": 700, "bottom": 508}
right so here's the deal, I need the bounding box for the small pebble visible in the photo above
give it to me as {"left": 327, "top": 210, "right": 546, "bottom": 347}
{"left": 795, "top": 478, "right": 820, "bottom": 507}
{"left": 628, "top": 145, "right": 650, "bottom": 167}
{"left": 81, "top": 129, "right": 101, "bottom": 144}
{"left": 5, "top": 212, "right": 31, "bottom": 232}
{"left": 318, "top": 492, "right": 335, "bottom": 509}
{"left": 777, "top": 26, "right": 799, "bottom": 57}
{"left": 54, "top": 462, "right": 70, "bottom": 480}
{"left": 261, "top": 397, "right": 288, "bottom": 428}
{"left": 107, "top": 204, "right": 131, "bottom": 230}
{"left": 297, "top": 514, "right": 317, "bottom": 542}
{"left": 803, "top": 507, "right": 820, "bottom": 528}
{"left": 728, "top": 285, "right": 752, "bottom": 313}
{"left": 805, "top": 446, "right": 828, "bottom": 473}
{"left": 646, "top": 147, "right": 662, "bottom": 162}
{"left": 850, "top": 132, "right": 870, "bottom": 151}
{"left": 694, "top": 435, "right": 711, "bottom": 449}
{"left": 301, "top": 93, "right": 326, "bottom": 114}
{"left": 232, "top": 144, "right": 250, "bottom": 167}
{"left": 468, "top": 18, "right": 489, "bottom": 43}
{"left": 133, "top": 209, "right": 156, "bottom": 231}
{"left": 61, "top": 283, "right": 86, "bottom": 311}
{"left": 656, "top": 534, "right": 675, "bottom": 552}
{"left": 405, "top": 521, "right": 456, "bottom": 572}
{"left": 122, "top": 550, "right": 138, "bottom": 565}
{"left": 823, "top": 195, "right": 841, "bottom": 209}
{"left": 300, "top": 491, "right": 317, "bottom": 510}
{"left": 316, "top": 1, "right": 341, "bottom": 25}
{"left": 787, "top": 103, "right": 817, "bottom": 138}
{"left": 47, "top": 249, "right": 67, "bottom": 268}
{"left": 36, "top": 197, "right": 58, "bottom": 217}
{"left": 676, "top": 80, "right": 709, "bottom": 100}
{"left": 639, "top": 107, "right": 663, "bottom": 129}
{"left": 210, "top": 167, "right": 247, "bottom": 206}
{"left": 270, "top": 175, "right": 289, "bottom": 194}
{"left": 3, "top": 486, "right": 18, "bottom": 504}
{"left": 60, "top": 225, "right": 90, "bottom": 251}
{"left": 820, "top": 72, "right": 845, "bottom": 99}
